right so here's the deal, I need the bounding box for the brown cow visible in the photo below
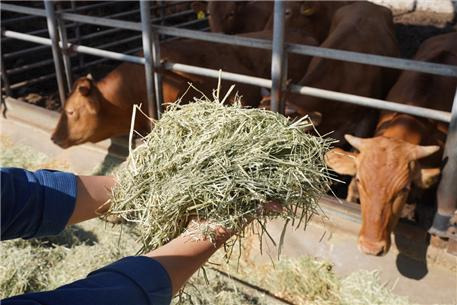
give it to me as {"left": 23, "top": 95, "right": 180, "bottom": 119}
{"left": 191, "top": 1, "right": 273, "bottom": 34}
{"left": 284, "top": 2, "right": 400, "bottom": 144}
{"left": 51, "top": 32, "right": 317, "bottom": 148}
{"left": 325, "top": 32, "right": 457, "bottom": 256}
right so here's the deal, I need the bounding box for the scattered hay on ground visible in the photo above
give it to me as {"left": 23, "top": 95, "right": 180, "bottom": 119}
{"left": 0, "top": 219, "right": 139, "bottom": 299}
{"left": 110, "top": 94, "right": 335, "bottom": 253}
{"left": 0, "top": 135, "right": 71, "bottom": 171}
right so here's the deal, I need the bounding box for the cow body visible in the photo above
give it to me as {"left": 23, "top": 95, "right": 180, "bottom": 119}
{"left": 325, "top": 32, "right": 457, "bottom": 255}
{"left": 51, "top": 32, "right": 316, "bottom": 148}
{"left": 284, "top": 2, "right": 400, "bottom": 144}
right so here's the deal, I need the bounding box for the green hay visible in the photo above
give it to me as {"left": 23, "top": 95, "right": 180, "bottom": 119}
{"left": 0, "top": 135, "right": 71, "bottom": 171}
{"left": 110, "top": 93, "right": 335, "bottom": 253}
{"left": 0, "top": 219, "right": 140, "bottom": 299}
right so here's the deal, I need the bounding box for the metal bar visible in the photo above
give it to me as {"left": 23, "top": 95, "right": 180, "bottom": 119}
{"left": 2, "top": 30, "right": 145, "bottom": 64}
{"left": 6, "top": 58, "right": 54, "bottom": 75}
{"left": 56, "top": 3, "right": 72, "bottom": 91}
{"left": 9, "top": 73, "right": 57, "bottom": 90}
{"left": 140, "top": 0, "right": 158, "bottom": 120}
{"left": 3, "top": 44, "right": 51, "bottom": 59}
{"left": 287, "top": 43, "right": 457, "bottom": 78}
{"left": 174, "top": 17, "right": 208, "bottom": 29}
{"left": 289, "top": 84, "right": 451, "bottom": 122}
{"left": 152, "top": 31, "right": 163, "bottom": 116}
{"left": 1, "top": 22, "right": 76, "bottom": 42}
{"left": 432, "top": 89, "right": 457, "bottom": 237}
{"left": 44, "top": 0, "right": 66, "bottom": 106}
{"left": 4, "top": 4, "right": 455, "bottom": 77}
{"left": 1, "top": 14, "right": 41, "bottom": 26}
{"left": 270, "top": 0, "right": 285, "bottom": 114}
{"left": 1, "top": 54, "right": 13, "bottom": 97}
{"left": 95, "top": 34, "right": 142, "bottom": 50}
{"left": 163, "top": 61, "right": 272, "bottom": 88}
{"left": 107, "top": 9, "right": 140, "bottom": 20}
{"left": 2, "top": 25, "right": 452, "bottom": 123}
{"left": 71, "top": 0, "right": 84, "bottom": 70}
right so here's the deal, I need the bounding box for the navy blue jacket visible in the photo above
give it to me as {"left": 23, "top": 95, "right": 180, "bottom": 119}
{"left": 1, "top": 168, "right": 172, "bottom": 305}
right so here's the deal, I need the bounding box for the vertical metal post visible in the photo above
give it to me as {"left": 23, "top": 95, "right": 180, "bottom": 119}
{"left": 431, "top": 89, "right": 457, "bottom": 238}
{"left": 56, "top": 2, "right": 73, "bottom": 91}
{"left": 270, "top": 0, "right": 286, "bottom": 114}
{"left": 1, "top": 54, "right": 12, "bottom": 116}
{"left": 1, "top": 54, "right": 12, "bottom": 97}
{"left": 140, "top": 0, "right": 158, "bottom": 120}
{"left": 44, "top": 0, "right": 67, "bottom": 106}
{"left": 152, "top": 31, "right": 163, "bottom": 117}
{"left": 71, "top": 0, "right": 85, "bottom": 70}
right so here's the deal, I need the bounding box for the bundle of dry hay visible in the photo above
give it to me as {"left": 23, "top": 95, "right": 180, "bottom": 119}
{"left": 109, "top": 88, "right": 334, "bottom": 253}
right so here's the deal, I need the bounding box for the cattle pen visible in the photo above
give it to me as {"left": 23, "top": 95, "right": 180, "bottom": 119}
{"left": 1, "top": 1, "right": 457, "bottom": 303}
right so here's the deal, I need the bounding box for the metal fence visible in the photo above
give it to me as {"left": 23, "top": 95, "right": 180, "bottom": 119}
{"left": 1, "top": 0, "right": 457, "bottom": 236}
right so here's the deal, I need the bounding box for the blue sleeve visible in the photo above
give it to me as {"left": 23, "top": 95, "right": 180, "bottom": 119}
{"left": 1, "top": 167, "right": 173, "bottom": 305}
{"left": 1, "top": 167, "right": 77, "bottom": 240}
{"left": 2, "top": 256, "right": 172, "bottom": 305}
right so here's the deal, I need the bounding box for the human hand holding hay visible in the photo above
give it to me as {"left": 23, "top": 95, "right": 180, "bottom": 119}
{"left": 108, "top": 89, "right": 334, "bottom": 256}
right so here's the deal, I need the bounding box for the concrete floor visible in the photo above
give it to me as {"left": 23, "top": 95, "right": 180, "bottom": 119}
{"left": 2, "top": 99, "right": 456, "bottom": 304}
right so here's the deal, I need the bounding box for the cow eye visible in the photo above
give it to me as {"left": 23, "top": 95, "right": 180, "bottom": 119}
{"left": 355, "top": 177, "right": 360, "bottom": 183}
{"left": 285, "top": 9, "right": 292, "bottom": 16}
{"left": 66, "top": 109, "right": 74, "bottom": 116}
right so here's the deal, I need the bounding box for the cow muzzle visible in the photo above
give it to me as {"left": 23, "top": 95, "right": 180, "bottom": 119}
{"left": 358, "top": 237, "right": 388, "bottom": 256}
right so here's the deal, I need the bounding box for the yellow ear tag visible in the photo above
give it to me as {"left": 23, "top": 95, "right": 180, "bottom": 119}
{"left": 301, "top": 7, "right": 316, "bottom": 16}
{"left": 197, "top": 10, "right": 205, "bottom": 20}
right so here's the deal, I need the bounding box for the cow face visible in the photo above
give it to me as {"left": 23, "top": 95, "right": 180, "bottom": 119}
{"left": 325, "top": 134, "right": 440, "bottom": 256}
{"left": 192, "top": 1, "right": 244, "bottom": 34}
{"left": 282, "top": 1, "right": 348, "bottom": 42}
{"left": 51, "top": 76, "right": 102, "bottom": 148}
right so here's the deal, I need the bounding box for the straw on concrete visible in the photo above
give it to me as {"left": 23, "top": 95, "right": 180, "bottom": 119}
{"left": 109, "top": 87, "right": 335, "bottom": 253}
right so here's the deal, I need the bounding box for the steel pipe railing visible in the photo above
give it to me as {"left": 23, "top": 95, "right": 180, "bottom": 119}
{"left": 56, "top": 3, "right": 72, "bottom": 91}
{"left": 1, "top": 54, "right": 12, "bottom": 97}
{"left": 152, "top": 31, "right": 163, "bottom": 116}
{"left": 432, "top": 89, "right": 457, "bottom": 237}
{"left": 270, "top": 0, "right": 286, "bottom": 114}
{"left": 2, "top": 26, "right": 452, "bottom": 123}
{"left": 140, "top": 1, "right": 159, "bottom": 120}
{"left": 2, "top": 30, "right": 145, "bottom": 64}
{"left": 4, "top": 4, "right": 454, "bottom": 78}
{"left": 44, "top": 0, "right": 66, "bottom": 105}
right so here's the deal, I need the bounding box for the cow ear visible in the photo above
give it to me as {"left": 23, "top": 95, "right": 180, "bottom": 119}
{"left": 325, "top": 148, "right": 358, "bottom": 176}
{"left": 191, "top": 2, "right": 207, "bottom": 16}
{"left": 413, "top": 167, "right": 441, "bottom": 189}
{"left": 77, "top": 78, "right": 92, "bottom": 97}
{"left": 300, "top": 2, "right": 317, "bottom": 16}
{"left": 408, "top": 144, "right": 440, "bottom": 160}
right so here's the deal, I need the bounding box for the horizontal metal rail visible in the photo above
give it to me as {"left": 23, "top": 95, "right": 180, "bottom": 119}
{"left": 164, "top": 61, "right": 451, "bottom": 123}
{"left": 163, "top": 61, "right": 272, "bottom": 88}
{"left": 2, "top": 26, "right": 452, "bottom": 123}
{"left": 2, "top": 30, "right": 145, "bottom": 64}
{"left": 3, "top": 4, "right": 455, "bottom": 78}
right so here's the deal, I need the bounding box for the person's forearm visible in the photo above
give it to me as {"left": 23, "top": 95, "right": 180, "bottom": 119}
{"left": 144, "top": 225, "right": 232, "bottom": 295}
{"left": 67, "top": 175, "right": 116, "bottom": 225}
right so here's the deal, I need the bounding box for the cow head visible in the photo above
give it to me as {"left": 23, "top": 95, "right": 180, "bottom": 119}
{"left": 192, "top": 1, "right": 247, "bottom": 34}
{"left": 325, "top": 134, "right": 440, "bottom": 256}
{"left": 51, "top": 75, "right": 104, "bottom": 148}
{"left": 281, "top": 1, "right": 349, "bottom": 42}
